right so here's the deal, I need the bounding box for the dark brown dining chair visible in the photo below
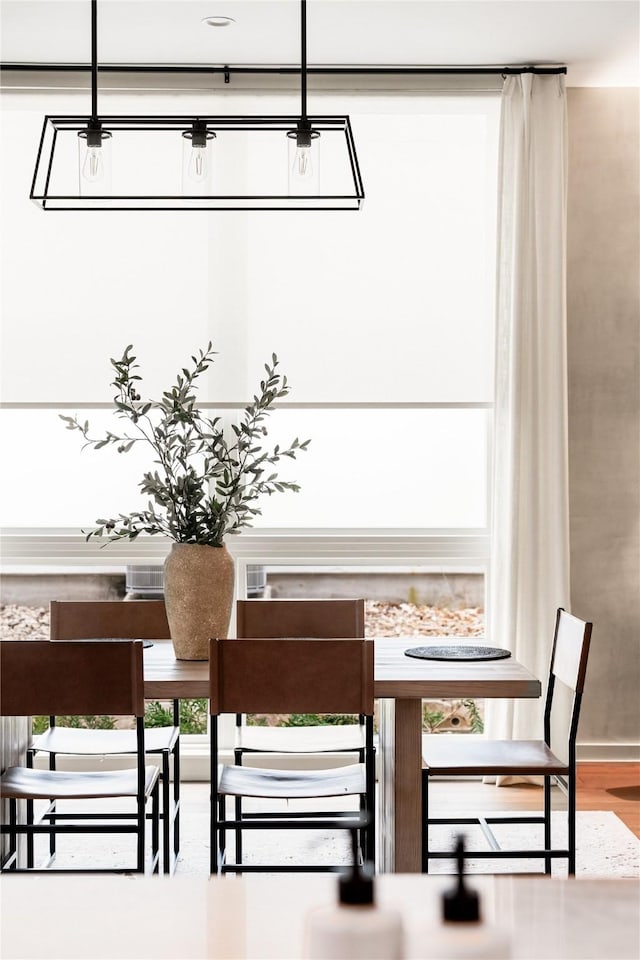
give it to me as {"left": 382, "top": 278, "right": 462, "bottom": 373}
{"left": 235, "top": 598, "right": 366, "bottom": 753}
{"left": 1, "top": 639, "right": 160, "bottom": 873}
{"left": 234, "top": 598, "right": 367, "bottom": 861}
{"left": 210, "top": 636, "right": 375, "bottom": 874}
{"left": 422, "top": 608, "right": 593, "bottom": 875}
{"left": 37, "top": 600, "right": 179, "bottom": 874}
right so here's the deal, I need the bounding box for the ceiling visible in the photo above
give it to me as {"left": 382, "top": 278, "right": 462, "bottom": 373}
{"left": 0, "top": 1, "right": 638, "bottom": 87}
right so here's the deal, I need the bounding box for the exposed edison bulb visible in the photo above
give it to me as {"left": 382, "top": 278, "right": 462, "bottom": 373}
{"left": 291, "top": 143, "right": 313, "bottom": 180}
{"left": 182, "top": 121, "right": 215, "bottom": 195}
{"left": 188, "top": 142, "right": 208, "bottom": 182}
{"left": 287, "top": 123, "right": 320, "bottom": 195}
{"left": 82, "top": 144, "right": 104, "bottom": 182}
{"left": 78, "top": 123, "right": 112, "bottom": 196}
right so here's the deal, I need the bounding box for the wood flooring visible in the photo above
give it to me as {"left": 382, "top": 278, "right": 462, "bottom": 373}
{"left": 577, "top": 762, "right": 640, "bottom": 838}
{"left": 428, "top": 762, "right": 640, "bottom": 839}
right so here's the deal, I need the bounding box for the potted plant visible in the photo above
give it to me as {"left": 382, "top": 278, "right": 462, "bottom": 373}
{"left": 62, "top": 343, "right": 309, "bottom": 659}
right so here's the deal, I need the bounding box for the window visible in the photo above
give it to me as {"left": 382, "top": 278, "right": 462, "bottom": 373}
{"left": 1, "top": 78, "right": 499, "bottom": 757}
{"left": 0, "top": 84, "right": 498, "bottom": 548}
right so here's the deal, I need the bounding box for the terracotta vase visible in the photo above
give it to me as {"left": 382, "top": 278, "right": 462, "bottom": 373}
{"left": 163, "top": 543, "right": 235, "bottom": 660}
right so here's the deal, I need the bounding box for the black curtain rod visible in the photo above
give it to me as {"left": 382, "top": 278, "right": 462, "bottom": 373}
{"left": 0, "top": 63, "right": 567, "bottom": 77}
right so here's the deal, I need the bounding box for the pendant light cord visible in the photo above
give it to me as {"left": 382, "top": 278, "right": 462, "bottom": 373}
{"left": 300, "top": 0, "right": 307, "bottom": 122}
{"left": 90, "top": 0, "right": 98, "bottom": 120}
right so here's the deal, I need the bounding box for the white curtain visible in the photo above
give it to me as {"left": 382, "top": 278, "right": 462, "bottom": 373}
{"left": 486, "top": 73, "right": 570, "bottom": 769}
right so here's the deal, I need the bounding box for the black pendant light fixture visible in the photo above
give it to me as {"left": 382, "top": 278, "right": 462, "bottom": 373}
{"left": 75, "top": 1, "right": 111, "bottom": 196}
{"left": 286, "top": 0, "right": 321, "bottom": 195}
{"left": 30, "top": 0, "right": 364, "bottom": 211}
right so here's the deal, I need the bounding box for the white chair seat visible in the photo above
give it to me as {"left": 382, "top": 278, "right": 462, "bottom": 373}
{"left": 237, "top": 723, "right": 364, "bottom": 754}
{"left": 34, "top": 725, "right": 179, "bottom": 755}
{"left": 218, "top": 762, "right": 366, "bottom": 799}
{"left": 0, "top": 764, "right": 160, "bottom": 800}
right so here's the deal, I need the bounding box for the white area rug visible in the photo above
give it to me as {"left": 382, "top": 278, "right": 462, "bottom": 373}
{"left": 175, "top": 796, "right": 640, "bottom": 879}
{"left": 425, "top": 811, "right": 640, "bottom": 878}
{"left": 30, "top": 789, "right": 640, "bottom": 879}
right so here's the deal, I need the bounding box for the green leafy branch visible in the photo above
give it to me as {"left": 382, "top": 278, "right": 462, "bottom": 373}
{"left": 61, "top": 343, "right": 310, "bottom": 546}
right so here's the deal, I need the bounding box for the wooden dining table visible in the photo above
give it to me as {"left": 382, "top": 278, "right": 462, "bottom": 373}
{"left": 143, "top": 636, "right": 541, "bottom": 873}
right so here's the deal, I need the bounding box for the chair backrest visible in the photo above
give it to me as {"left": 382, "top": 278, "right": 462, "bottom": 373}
{"left": 209, "top": 637, "right": 374, "bottom": 716}
{"left": 0, "top": 640, "right": 145, "bottom": 718}
{"left": 544, "top": 608, "right": 593, "bottom": 752}
{"left": 236, "top": 598, "right": 365, "bottom": 639}
{"left": 550, "top": 608, "right": 592, "bottom": 694}
{"left": 50, "top": 600, "right": 171, "bottom": 641}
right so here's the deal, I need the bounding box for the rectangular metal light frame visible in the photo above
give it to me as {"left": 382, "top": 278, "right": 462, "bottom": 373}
{"left": 31, "top": 114, "right": 365, "bottom": 211}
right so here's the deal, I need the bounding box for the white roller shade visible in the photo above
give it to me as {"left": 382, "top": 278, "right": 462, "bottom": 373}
{"left": 1, "top": 89, "right": 498, "bottom": 405}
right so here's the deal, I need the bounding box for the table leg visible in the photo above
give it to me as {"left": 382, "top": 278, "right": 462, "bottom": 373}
{"left": 378, "top": 697, "right": 423, "bottom": 873}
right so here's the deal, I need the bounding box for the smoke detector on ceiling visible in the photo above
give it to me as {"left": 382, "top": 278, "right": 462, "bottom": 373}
{"left": 202, "top": 16, "right": 236, "bottom": 28}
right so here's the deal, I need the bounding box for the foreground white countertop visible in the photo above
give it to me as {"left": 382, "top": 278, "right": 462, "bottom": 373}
{"left": 1, "top": 874, "right": 638, "bottom": 959}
